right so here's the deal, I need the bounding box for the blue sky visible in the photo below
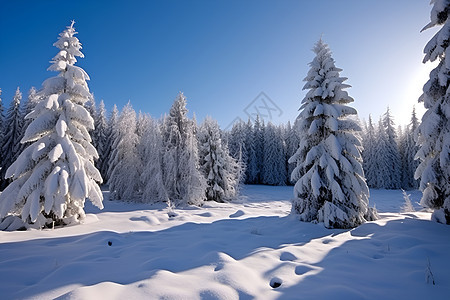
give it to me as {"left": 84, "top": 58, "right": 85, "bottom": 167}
{"left": 0, "top": 0, "right": 437, "bottom": 128}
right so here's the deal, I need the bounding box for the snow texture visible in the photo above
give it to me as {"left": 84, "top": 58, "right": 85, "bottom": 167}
{"left": 0, "top": 186, "right": 448, "bottom": 299}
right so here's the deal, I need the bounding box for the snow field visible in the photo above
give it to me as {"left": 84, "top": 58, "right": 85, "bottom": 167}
{"left": 0, "top": 185, "right": 448, "bottom": 299}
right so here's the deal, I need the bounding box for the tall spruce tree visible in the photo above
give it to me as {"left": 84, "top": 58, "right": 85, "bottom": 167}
{"left": 161, "top": 93, "right": 206, "bottom": 206}
{"left": 416, "top": 0, "right": 450, "bottom": 224}
{"left": 401, "top": 107, "right": 420, "bottom": 189}
{"left": 93, "top": 100, "right": 108, "bottom": 176}
{"left": 198, "top": 117, "right": 240, "bottom": 202}
{"left": 104, "top": 104, "right": 119, "bottom": 182}
{"left": 289, "top": 39, "right": 375, "bottom": 229}
{"left": 382, "top": 107, "right": 401, "bottom": 189}
{"left": 362, "top": 115, "right": 377, "bottom": 188}
{"left": 263, "top": 122, "right": 287, "bottom": 185}
{"left": 1, "top": 87, "right": 23, "bottom": 188}
{"left": 108, "top": 103, "right": 141, "bottom": 200}
{"left": 17, "top": 87, "right": 38, "bottom": 157}
{"left": 253, "top": 115, "right": 264, "bottom": 184}
{"left": 245, "top": 119, "right": 258, "bottom": 184}
{"left": 285, "top": 121, "right": 300, "bottom": 185}
{"left": 0, "top": 22, "right": 103, "bottom": 226}
{"left": 141, "top": 117, "right": 168, "bottom": 203}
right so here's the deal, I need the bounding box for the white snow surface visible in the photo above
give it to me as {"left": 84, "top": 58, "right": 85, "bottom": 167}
{"left": 0, "top": 185, "right": 448, "bottom": 299}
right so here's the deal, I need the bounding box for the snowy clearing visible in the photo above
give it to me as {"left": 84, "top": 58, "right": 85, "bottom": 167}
{"left": 0, "top": 185, "right": 448, "bottom": 299}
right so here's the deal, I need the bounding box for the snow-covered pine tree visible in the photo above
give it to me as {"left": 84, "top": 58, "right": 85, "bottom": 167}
{"left": 0, "top": 89, "right": 4, "bottom": 185}
{"left": 228, "top": 120, "right": 247, "bottom": 164}
{"left": 416, "top": 0, "right": 450, "bottom": 224}
{"left": 245, "top": 119, "right": 258, "bottom": 184}
{"left": 17, "top": 87, "right": 38, "bottom": 157}
{"left": 373, "top": 118, "right": 390, "bottom": 189}
{"left": 85, "top": 97, "right": 97, "bottom": 148}
{"left": 1, "top": 87, "right": 23, "bottom": 189}
{"left": 161, "top": 92, "right": 206, "bottom": 206}
{"left": 253, "top": 115, "right": 264, "bottom": 184}
{"left": 198, "top": 117, "right": 240, "bottom": 202}
{"left": 263, "top": 122, "right": 287, "bottom": 185}
{"left": 289, "top": 39, "right": 375, "bottom": 229}
{"left": 0, "top": 22, "right": 103, "bottom": 226}
{"left": 104, "top": 104, "right": 119, "bottom": 182}
{"left": 382, "top": 107, "right": 401, "bottom": 189}
{"left": 140, "top": 117, "right": 168, "bottom": 203}
{"left": 403, "top": 107, "right": 420, "bottom": 189}
{"left": 361, "top": 115, "right": 377, "bottom": 188}
{"left": 93, "top": 100, "right": 108, "bottom": 176}
{"left": 285, "top": 120, "right": 300, "bottom": 185}
{"left": 108, "top": 102, "right": 141, "bottom": 200}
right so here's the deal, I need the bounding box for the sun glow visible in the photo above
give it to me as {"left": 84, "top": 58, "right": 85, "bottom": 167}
{"left": 397, "top": 60, "right": 438, "bottom": 126}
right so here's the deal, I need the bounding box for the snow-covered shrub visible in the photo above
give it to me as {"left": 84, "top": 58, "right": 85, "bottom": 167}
{"left": 289, "top": 38, "right": 376, "bottom": 229}
{"left": 0, "top": 22, "right": 103, "bottom": 227}
{"left": 401, "top": 189, "right": 415, "bottom": 213}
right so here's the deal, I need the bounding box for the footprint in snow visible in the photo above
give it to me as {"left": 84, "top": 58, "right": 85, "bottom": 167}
{"left": 280, "top": 251, "right": 297, "bottom": 261}
{"left": 295, "top": 265, "right": 313, "bottom": 275}
{"left": 322, "top": 238, "right": 333, "bottom": 244}
{"left": 229, "top": 210, "right": 245, "bottom": 218}
{"left": 270, "top": 277, "right": 282, "bottom": 288}
{"left": 196, "top": 212, "right": 213, "bottom": 217}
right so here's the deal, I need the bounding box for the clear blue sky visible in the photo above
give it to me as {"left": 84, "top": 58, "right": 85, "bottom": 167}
{"left": 0, "top": 0, "right": 437, "bottom": 128}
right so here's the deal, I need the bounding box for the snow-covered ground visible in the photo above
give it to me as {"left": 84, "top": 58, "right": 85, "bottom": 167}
{"left": 0, "top": 185, "right": 448, "bottom": 299}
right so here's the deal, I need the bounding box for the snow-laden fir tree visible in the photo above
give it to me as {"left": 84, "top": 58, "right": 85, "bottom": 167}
{"left": 0, "top": 22, "right": 103, "bottom": 226}
{"left": 108, "top": 102, "right": 141, "bottom": 200}
{"left": 253, "top": 115, "right": 264, "bottom": 184}
{"left": 289, "top": 39, "right": 376, "bottom": 229}
{"left": 85, "top": 97, "right": 97, "bottom": 147}
{"left": 228, "top": 120, "right": 246, "bottom": 161}
{"left": 399, "top": 107, "right": 420, "bottom": 189}
{"left": 0, "top": 89, "right": 4, "bottom": 181}
{"left": 245, "top": 119, "right": 258, "bottom": 184}
{"left": 373, "top": 118, "right": 390, "bottom": 189}
{"left": 382, "top": 107, "right": 401, "bottom": 189}
{"left": 361, "top": 115, "right": 377, "bottom": 188}
{"left": 1, "top": 87, "right": 24, "bottom": 189}
{"left": 17, "top": 87, "right": 38, "bottom": 157}
{"left": 285, "top": 121, "right": 300, "bottom": 185}
{"left": 198, "top": 117, "right": 240, "bottom": 202}
{"left": 161, "top": 92, "right": 206, "bottom": 206}
{"left": 263, "top": 122, "right": 287, "bottom": 185}
{"left": 416, "top": 0, "right": 450, "bottom": 224}
{"left": 140, "top": 117, "right": 168, "bottom": 203}
{"left": 93, "top": 100, "right": 108, "bottom": 175}
{"left": 103, "top": 104, "right": 118, "bottom": 181}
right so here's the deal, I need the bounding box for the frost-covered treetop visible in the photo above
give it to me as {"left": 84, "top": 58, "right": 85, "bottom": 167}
{"left": 46, "top": 20, "right": 91, "bottom": 106}
{"left": 302, "top": 38, "right": 353, "bottom": 106}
